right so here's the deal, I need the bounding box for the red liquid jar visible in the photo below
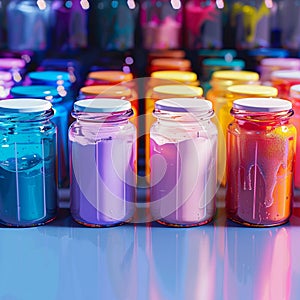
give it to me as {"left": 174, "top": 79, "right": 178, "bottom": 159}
{"left": 226, "top": 98, "right": 296, "bottom": 227}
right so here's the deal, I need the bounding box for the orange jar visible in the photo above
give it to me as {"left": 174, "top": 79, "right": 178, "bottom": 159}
{"left": 206, "top": 70, "right": 260, "bottom": 184}
{"left": 227, "top": 98, "right": 296, "bottom": 227}
{"left": 149, "top": 58, "right": 191, "bottom": 73}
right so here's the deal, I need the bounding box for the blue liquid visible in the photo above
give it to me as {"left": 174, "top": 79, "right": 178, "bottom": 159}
{"left": 0, "top": 134, "right": 57, "bottom": 226}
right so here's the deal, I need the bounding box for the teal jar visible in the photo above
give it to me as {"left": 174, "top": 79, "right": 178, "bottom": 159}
{"left": 10, "top": 85, "right": 69, "bottom": 187}
{"left": 0, "top": 99, "right": 57, "bottom": 227}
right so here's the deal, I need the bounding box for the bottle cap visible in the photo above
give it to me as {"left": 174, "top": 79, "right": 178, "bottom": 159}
{"left": 74, "top": 99, "right": 132, "bottom": 113}
{"left": 155, "top": 98, "right": 212, "bottom": 113}
{"left": 233, "top": 98, "right": 292, "bottom": 112}
{"left": 0, "top": 98, "right": 52, "bottom": 113}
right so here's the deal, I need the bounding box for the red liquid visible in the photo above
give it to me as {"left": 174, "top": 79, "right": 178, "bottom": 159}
{"left": 226, "top": 121, "right": 296, "bottom": 226}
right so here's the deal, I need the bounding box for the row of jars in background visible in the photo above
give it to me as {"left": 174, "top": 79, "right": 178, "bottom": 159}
{"left": 1, "top": 0, "right": 300, "bottom": 51}
{"left": 0, "top": 95, "right": 296, "bottom": 228}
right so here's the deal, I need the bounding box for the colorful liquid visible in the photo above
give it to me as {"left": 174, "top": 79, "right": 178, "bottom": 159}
{"left": 70, "top": 133, "right": 136, "bottom": 227}
{"left": 0, "top": 131, "right": 57, "bottom": 226}
{"left": 226, "top": 122, "right": 296, "bottom": 226}
{"left": 150, "top": 134, "right": 217, "bottom": 226}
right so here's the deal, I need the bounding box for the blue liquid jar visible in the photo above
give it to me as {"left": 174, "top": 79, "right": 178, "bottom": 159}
{"left": 10, "top": 85, "right": 69, "bottom": 187}
{"left": 6, "top": 0, "right": 52, "bottom": 51}
{"left": 89, "top": 0, "right": 138, "bottom": 50}
{"left": 0, "top": 99, "right": 57, "bottom": 227}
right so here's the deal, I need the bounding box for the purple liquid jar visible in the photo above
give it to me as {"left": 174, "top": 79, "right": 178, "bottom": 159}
{"left": 150, "top": 98, "right": 217, "bottom": 227}
{"left": 69, "top": 98, "right": 136, "bottom": 227}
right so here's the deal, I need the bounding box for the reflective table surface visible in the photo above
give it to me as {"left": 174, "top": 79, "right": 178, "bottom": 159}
{"left": 1, "top": 190, "right": 300, "bottom": 300}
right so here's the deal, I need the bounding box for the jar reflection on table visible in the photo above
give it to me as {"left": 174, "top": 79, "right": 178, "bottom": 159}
{"left": 226, "top": 98, "right": 296, "bottom": 227}
{"left": 69, "top": 99, "right": 136, "bottom": 227}
{"left": 150, "top": 98, "right": 217, "bottom": 227}
{"left": 224, "top": 224, "right": 291, "bottom": 299}
{"left": 0, "top": 99, "right": 57, "bottom": 227}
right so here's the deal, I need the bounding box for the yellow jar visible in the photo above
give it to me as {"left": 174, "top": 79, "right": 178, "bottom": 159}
{"left": 145, "top": 84, "right": 204, "bottom": 178}
{"left": 206, "top": 70, "right": 260, "bottom": 185}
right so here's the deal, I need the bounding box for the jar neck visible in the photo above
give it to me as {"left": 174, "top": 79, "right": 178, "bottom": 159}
{"left": 72, "top": 109, "right": 133, "bottom": 123}
{"left": 231, "top": 108, "right": 293, "bottom": 127}
{"left": 0, "top": 109, "right": 54, "bottom": 124}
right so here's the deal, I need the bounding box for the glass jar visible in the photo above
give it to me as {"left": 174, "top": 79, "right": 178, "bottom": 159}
{"left": 140, "top": 0, "right": 183, "bottom": 50}
{"left": 271, "top": 70, "right": 300, "bottom": 100}
{"left": 206, "top": 70, "right": 259, "bottom": 184}
{"left": 231, "top": 0, "right": 271, "bottom": 49}
{"left": 6, "top": 0, "right": 52, "bottom": 51}
{"left": 89, "top": 0, "right": 138, "bottom": 50}
{"left": 0, "top": 98, "right": 57, "bottom": 226}
{"left": 10, "top": 85, "right": 69, "bottom": 188}
{"left": 289, "top": 84, "right": 300, "bottom": 188}
{"left": 0, "top": 71, "right": 14, "bottom": 99}
{"left": 185, "top": 0, "right": 222, "bottom": 49}
{"left": 150, "top": 98, "right": 217, "bottom": 227}
{"left": 145, "top": 84, "right": 203, "bottom": 179}
{"left": 0, "top": 58, "right": 26, "bottom": 85}
{"left": 69, "top": 98, "right": 136, "bottom": 226}
{"left": 202, "top": 58, "right": 245, "bottom": 82}
{"left": 149, "top": 58, "right": 191, "bottom": 73}
{"left": 85, "top": 70, "right": 133, "bottom": 86}
{"left": 51, "top": 0, "right": 88, "bottom": 51}
{"left": 226, "top": 98, "right": 296, "bottom": 227}
{"left": 260, "top": 58, "right": 300, "bottom": 84}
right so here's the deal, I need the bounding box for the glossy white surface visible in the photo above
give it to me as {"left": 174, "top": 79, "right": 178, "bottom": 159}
{"left": 1, "top": 189, "right": 300, "bottom": 300}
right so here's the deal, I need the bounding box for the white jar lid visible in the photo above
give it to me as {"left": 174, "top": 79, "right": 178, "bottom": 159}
{"left": 233, "top": 98, "right": 292, "bottom": 112}
{"left": 74, "top": 98, "right": 131, "bottom": 113}
{"left": 290, "top": 84, "right": 300, "bottom": 99}
{"left": 155, "top": 98, "right": 212, "bottom": 113}
{"left": 271, "top": 70, "right": 300, "bottom": 80}
{"left": 0, "top": 98, "right": 52, "bottom": 113}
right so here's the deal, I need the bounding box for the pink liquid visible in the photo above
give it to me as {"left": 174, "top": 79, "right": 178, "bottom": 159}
{"left": 150, "top": 135, "right": 217, "bottom": 226}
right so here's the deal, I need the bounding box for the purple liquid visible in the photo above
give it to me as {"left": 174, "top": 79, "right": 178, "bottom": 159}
{"left": 150, "top": 135, "right": 217, "bottom": 226}
{"left": 70, "top": 138, "right": 135, "bottom": 226}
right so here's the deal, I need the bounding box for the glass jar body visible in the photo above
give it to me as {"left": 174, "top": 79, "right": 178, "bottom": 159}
{"left": 7, "top": 0, "right": 52, "bottom": 51}
{"left": 226, "top": 113, "right": 296, "bottom": 227}
{"left": 69, "top": 115, "right": 136, "bottom": 227}
{"left": 0, "top": 112, "right": 57, "bottom": 226}
{"left": 140, "top": 0, "right": 182, "bottom": 50}
{"left": 150, "top": 113, "right": 217, "bottom": 226}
